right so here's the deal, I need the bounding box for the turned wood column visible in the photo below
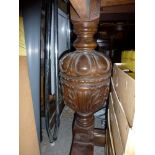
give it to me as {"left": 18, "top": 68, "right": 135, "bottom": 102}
{"left": 59, "top": 0, "right": 111, "bottom": 154}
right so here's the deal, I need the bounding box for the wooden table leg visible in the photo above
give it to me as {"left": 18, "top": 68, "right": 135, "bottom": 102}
{"left": 59, "top": 0, "right": 112, "bottom": 154}
{"left": 70, "top": 113, "right": 94, "bottom": 155}
{"left": 93, "top": 128, "right": 106, "bottom": 147}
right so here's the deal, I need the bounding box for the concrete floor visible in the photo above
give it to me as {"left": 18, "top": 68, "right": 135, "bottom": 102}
{"left": 41, "top": 106, "right": 105, "bottom": 155}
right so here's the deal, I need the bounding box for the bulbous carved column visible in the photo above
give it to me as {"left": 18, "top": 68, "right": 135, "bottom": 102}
{"left": 59, "top": 0, "right": 112, "bottom": 154}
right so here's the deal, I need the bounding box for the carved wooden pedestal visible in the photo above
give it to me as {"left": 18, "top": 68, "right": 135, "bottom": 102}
{"left": 59, "top": 0, "right": 111, "bottom": 154}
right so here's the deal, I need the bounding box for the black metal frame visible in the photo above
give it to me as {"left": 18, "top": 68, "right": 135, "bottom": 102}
{"left": 44, "top": 0, "right": 60, "bottom": 143}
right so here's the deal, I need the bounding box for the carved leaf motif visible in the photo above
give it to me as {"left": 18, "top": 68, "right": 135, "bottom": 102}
{"left": 63, "top": 86, "right": 78, "bottom": 111}
{"left": 89, "top": 88, "right": 106, "bottom": 111}
{"left": 62, "top": 83, "right": 109, "bottom": 113}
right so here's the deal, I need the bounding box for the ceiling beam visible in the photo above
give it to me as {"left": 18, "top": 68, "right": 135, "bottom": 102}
{"left": 101, "top": 4, "right": 135, "bottom": 14}
{"left": 101, "top": 0, "right": 134, "bottom": 7}
{"left": 100, "top": 13, "right": 135, "bottom": 22}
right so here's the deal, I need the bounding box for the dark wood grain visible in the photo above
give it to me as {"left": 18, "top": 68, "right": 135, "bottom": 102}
{"left": 93, "top": 128, "right": 106, "bottom": 146}
{"left": 59, "top": 0, "right": 112, "bottom": 154}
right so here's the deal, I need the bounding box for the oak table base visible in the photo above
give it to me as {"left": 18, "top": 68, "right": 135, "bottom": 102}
{"left": 59, "top": 0, "right": 111, "bottom": 154}
{"left": 70, "top": 114, "right": 106, "bottom": 155}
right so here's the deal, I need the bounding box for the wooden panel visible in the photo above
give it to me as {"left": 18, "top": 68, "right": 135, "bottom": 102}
{"left": 19, "top": 56, "right": 40, "bottom": 155}
{"left": 101, "top": 0, "right": 134, "bottom": 7}
{"left": 112, "top": 63, "right": 135, "bottom": 127}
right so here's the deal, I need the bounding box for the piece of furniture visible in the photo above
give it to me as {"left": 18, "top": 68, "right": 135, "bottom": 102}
{"left": 59, "top": 0, "right": 112, "bottom": 154}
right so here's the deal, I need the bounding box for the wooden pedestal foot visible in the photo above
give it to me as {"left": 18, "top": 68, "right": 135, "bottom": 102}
{"left": 70, "top": 115, "right": 106, "bottom": 154}
{"left": 71, "top": 142, "right": 93, "bottom": 155}
{"left": 70, "top": 113, "right": 94, "bottom": 155}
{"left": 94, "top": 128, "right": 106, "bottom": 147}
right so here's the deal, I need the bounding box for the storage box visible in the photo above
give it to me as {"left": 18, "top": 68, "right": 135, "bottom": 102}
{"left": 105, "top": 107, "right": 115, "bottom": 155}
{"left": 121, "top": 50, "right": 135, "bottom": 73}
{"left": 106, "top": 63, "right": 135, "bottom": 155}
{"left": 105, "top": 123, "right": 115, "bottom": 155}
{"left": 112, "top": 63, "right": 135, "bottom": 127}
{"left": 109, "top": 93, "right": 124, "bottom": 155}
{"left": 111, "top": 79, "right": 130, "bottom": 149}
{"left": 108, "top": 92, "right": 135, "bottom": 155}
{"left": 124, "top": 127, "right": 135, "bottom": 155}
{"left": 19, "top": 57, "right": 40, "bottom": 155}
{"left": 19, "top": 16, "right": 26, "bottom": 56}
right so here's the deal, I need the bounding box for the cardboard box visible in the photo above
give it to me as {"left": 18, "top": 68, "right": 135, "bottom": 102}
{"left": 19, "top": 56, "right": 40, "bottom": 155}
{"left": 121, "top": 50, "right": 135, "bottom": 73}
{"left": 19, "top": 16, "right": 26, "bottom": 56}
{"left": 108, "top": 63, "right": 135, "bottom": 155}
{"left": 124, "top": 127, "right": 135, "bottom": 155}
{"left": 108, "top": 92, "right": 135, "bottom": 155}
{"left": 112, "top": 63, "right": 135, "bottom": 127}
{"left": 111, "top": 80, "right": 130, "bottom": 149}
{"left": 105, "top": 127, "right": 115, "bottom": 155}
{"left": 109, "top": 93, "right": 124, "bottom": 155}
{"left": 105, "top": 107, "right": 115, "bottom": 155}
{"left": 106, "top": 109, "right": 116, "bottom": 155}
